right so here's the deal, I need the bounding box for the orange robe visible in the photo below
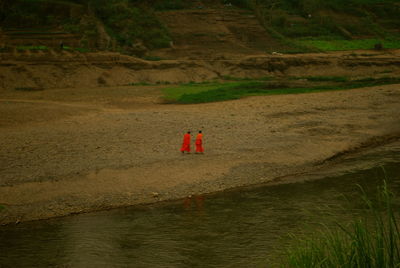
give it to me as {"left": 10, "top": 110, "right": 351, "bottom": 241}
{"left": 180, "top": 133, "right": 191, "bottom": 152}
{"left": 195, "top": 133, "right": 204, "bottom": 153}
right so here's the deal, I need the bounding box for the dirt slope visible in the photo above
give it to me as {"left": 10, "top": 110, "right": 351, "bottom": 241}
{"left": 1, "top": 28, "right": 82, "bottom": 48}
{"left": 1, "top": 49, "right": 400, "bottom": 91}
{"left": 153, "top": 7, "right": 288, "bottom": 59}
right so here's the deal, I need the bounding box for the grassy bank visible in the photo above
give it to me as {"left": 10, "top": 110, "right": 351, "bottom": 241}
{"left": 232, "top": 0, "right": 400, "bottom": 52}
{"left": 299, "top": 39, "right": 400, "bottom": 51}
{"left": 163, "top": 76, "right": 400, "bottom": 104}
{"left": 283, "top": 181, "right": 400, "bottom": 267}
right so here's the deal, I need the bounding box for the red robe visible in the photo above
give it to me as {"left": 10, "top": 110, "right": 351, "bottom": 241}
{"left": 180, "top": 133, "right": 191, "bottom": 152}
{"left": 195, "top": 133, "right": 204, "bottom": 153}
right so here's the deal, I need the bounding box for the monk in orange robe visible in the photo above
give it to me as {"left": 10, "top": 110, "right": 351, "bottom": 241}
{"left": 195, "top": 130, "right": 204, "bottom": 153}
{"left": 180, "top": 131, "right": 191, "bottom": 153}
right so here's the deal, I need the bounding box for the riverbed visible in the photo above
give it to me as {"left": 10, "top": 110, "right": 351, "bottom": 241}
{"left": 1, "top": 141, "right": 399, "bottom": 267}
{"left": 1, "top": 84, "right": 400, "bottom": 225}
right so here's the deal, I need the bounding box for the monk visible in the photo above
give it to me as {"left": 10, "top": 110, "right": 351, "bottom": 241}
{"left": 180, "top": 131, "right": 191, "bottom": 153}
{"left": 195, "top": 130, "right": 204, "bottom": 153}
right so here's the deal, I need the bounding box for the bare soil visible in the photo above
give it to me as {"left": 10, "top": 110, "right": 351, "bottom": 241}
{"left": 1, "top": 49, "right": 400, "bottom": 91}
{"left": 1, "top": 81, "right": 400, "bottom": 225}
{"left": 153, "top": 7, "right": 289, "bottom": 59}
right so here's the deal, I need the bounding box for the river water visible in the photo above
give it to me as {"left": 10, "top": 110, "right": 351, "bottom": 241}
{"left": 1, "top": 142, "right": 400, "bottom": 267}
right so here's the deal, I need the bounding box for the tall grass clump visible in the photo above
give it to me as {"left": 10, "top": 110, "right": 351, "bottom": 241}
{"left": 284, "top": 181, "right": 400, "bottom": 268}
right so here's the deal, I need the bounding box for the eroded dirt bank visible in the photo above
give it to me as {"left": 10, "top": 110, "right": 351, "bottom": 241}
{"left": 1, "top": 50, "right": 400, "bottom": 90}
{"left": 0, "top": 83, "right": 400, "bottom": 225}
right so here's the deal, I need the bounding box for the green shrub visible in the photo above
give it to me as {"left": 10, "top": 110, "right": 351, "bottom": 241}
{"left": 62, "top": 21, "right": 81, "bottom": 34}
{"left": 153, "top": 0, "right": 185, "bottom": 10}
{"left": 16, "top": 45, "right": 48, "bottom": 51}
{"left": 1, "top": 0, "right": 78, "bottom": 27}
{"left": 271, "top": 15, "right": 288, "bottom": 28}
{"left": 284, "top": 181, "right": 400, "bottom": 268}
{"left": 225, "top": 0, "right": 252, "bottom": 9}
{"left": 95, "top": 1, "right": 171, "bottom": 49}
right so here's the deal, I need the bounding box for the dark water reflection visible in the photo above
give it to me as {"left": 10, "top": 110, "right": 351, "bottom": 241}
{"left": 1, "top": 142, "right": 400, "bottom": 267}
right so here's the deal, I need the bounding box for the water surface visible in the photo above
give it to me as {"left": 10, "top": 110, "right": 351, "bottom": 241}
{"left": 1, "top": 142, "right": 400, "bottom": 267}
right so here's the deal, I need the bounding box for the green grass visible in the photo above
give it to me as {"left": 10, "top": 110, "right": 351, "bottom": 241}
{"left": 283, "top": 181, "right": 400, "bottom": 268}
{"left": 299, "top": 39, "right": 400, "bottom": 51}
{"left": 354, "top": 76, "right": 400, "bottom": 84}
{"left": 239, "top": 0, "right": 400, "bottom": 52}
{"left": 16, "top": 45, "right": 48, "bottom": 51}
{"left": 73, "top": 47, "right": 90, "bottom": 53}
{"left": 222, "top": 75, "right": 273, "bottom": 81}
{"left": 164, "top": 81, "right": 326, "bottom": 104}
{"left": 163, "top": 77, "right": 400, "bottom": 104}
{"left": 0, "top": 204, "right": 5, "bottom": 211}
{"left": 62, "top": 46, "right": 90, "bottom": 53}
{"left": 164, "top": 82, "right": 236, "bottom": 102}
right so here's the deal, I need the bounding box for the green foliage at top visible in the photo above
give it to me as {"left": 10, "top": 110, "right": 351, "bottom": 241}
{"left": 223, "top": 0, "right": 251, "bottom": 9}
{"left": 152, "top": 0, "right": 186, "bottom": 10}
{"left": 0, "top": 0, "right": 74, "bottom": 27}
{"left": 0, "top": 0, "right": 171, "bottom": 51}
{"left": 1, "top": 0, "right": 399, "bottom": 53}
{"left": 227, "top": 0, "right": 400, "bottom": 51}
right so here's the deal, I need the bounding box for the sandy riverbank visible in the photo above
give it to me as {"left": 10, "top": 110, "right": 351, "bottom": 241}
{"left": 1, "top": 83, "right": 400, "bottom": 225}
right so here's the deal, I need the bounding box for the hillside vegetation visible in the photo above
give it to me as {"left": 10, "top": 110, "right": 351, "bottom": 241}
{"left": 0, "top": 0, "right": 399, "bottom": 56}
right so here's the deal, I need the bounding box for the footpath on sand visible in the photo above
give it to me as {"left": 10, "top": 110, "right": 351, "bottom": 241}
{"left": 1, "top": 84, "right": 400, "bottom": 225}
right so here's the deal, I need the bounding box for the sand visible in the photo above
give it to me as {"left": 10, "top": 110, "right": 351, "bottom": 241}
{"left": 1, "top": 83, "right": 400, "bottom": 225}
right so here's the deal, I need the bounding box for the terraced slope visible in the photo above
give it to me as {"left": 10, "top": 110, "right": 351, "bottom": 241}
{"left": 153, "top": 7, "right": 288, "bottom": 59}
{"left": 2, "top": 28, "right": 82, "bottom": 48}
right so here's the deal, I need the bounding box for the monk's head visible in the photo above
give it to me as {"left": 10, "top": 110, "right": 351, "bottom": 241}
{"left": 187, "top": 131, "right": 191, "bottom": 134}
{"left": 199, "top": 130, "right": 202, "bottom": 133}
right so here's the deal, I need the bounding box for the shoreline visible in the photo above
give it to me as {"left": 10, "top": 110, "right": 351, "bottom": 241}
{"left": 1, "top": 84, "right": 400, "bottom": 225}
{"left": 1, "top": 135, "right": 400, "bottom": 226}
